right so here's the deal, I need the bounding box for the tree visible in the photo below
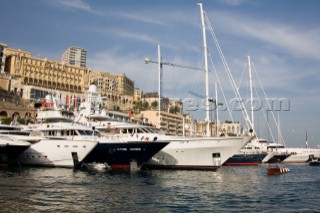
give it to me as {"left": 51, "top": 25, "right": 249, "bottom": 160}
{"left": 142, "top": 101, "right": 149, "bottom": 110}
{"left": 151, "top": 100, "right": 158, "bottom": 109}
{"left": 133, "top": 100, "right": 150, "bottom": 113}
{"left": 133, "top": 101, "right": 143, "bottom": 114}
{"left": 169, "top": 106, "right": 180, "bottom": 114}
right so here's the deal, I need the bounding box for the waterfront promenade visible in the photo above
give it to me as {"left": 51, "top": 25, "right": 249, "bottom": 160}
{"left": 0, "top": 89, "right": 36, "bottom": 120}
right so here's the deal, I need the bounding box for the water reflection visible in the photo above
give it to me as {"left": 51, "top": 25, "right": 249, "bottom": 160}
{"left": 0, "top": 165, "right": 320, "bottom": 212}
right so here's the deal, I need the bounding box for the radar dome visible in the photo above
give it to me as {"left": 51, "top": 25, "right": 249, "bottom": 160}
{"left": 101, "top": 110, "right": 107, "bottom": 116}
{"left": 89, "top": 85, "right": 97, "bottom": 93}
{"left": 45, "top": 94, "right": 52, "bottom": 102}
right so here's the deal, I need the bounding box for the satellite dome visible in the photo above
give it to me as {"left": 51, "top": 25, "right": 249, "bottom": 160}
{"left": 45, "top": 94, "right": 52, "bottom": 102}
{"left": 89, "top": 85, "right": 97, "bottom": 93}
{"left": 101, "top": 110, "right": 107, "bottom": 116}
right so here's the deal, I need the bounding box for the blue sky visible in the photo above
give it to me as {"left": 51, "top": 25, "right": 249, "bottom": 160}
{"left": 1, "top": 0, "right": 320, "bottom": 147}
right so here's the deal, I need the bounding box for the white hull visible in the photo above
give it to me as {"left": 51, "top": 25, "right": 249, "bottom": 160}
{"left": 283, "top": 148, "right": 320, "bottom": 163}
{"left": 17, "top": 139, "right": 98, "bottom": 168}
{"left": 146, "top": 136, "right": 252, "bottom": 169}
{"left": 0, "top": 137, "right": 31, "bottom": 147}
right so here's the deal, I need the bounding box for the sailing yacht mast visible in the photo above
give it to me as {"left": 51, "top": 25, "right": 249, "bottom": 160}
{"left": 215, "top": 81, "right": 219, "bottom": 136}
{"left": 157, "top": 44, "right": 162, "bottom": 128}
{"left": 277, "top": 112, "right": 281, "bottom": 144}
{"left": 248, "top": 56, "right": 254, "bottom": 133}
{"left": 198, "top": 3, "right": 211, "bottom": 137}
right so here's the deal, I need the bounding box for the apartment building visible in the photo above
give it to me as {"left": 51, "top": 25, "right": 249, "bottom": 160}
{"left": 89, "top": 71, "right": 134, "bottom": 111}
{"left": 61, "top": 46, "right": 87, "bottom": 68}
{"left": 141, "top": 110, "right": 183, "bottom": 135}
{"left": 0, "top": 43, "right": 7, "bottom": 74}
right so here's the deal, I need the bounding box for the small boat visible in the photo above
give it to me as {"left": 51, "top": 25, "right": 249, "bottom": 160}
{"left": 266, "top": 164, "right": 290, "bottom": 175}
{"left": 309, "top": 156, "right": 320, "bottom": 166}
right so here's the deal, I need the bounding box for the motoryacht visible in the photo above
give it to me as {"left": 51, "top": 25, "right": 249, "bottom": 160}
{"left": 223, "top": 138, "right": 268, "bottom": 166}
{"left": 76, "top": 85, "right": 252, "bottom": 170}
{"left": 13, "top": 95, "right": 99, "bottom": 168}
{"left": 35, "top": 94, "right": 169, "bottom": 170}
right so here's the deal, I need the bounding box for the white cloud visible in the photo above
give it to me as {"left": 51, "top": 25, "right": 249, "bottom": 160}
{"left": 216, "top": 0, "right": 250, "bottom": 6}
{"left": 211, "top": 11, "right": 320, "bottom": 61}
{"left": 114, "top": 13, "right": 168, "bottom": 26}
{"left": 47, "top": 0, "right": 103, "bottom": 15}
{"left": 109, "top": 29, "right": 158, "bottom": 45}
{"left": 87, "top": 27, "right": 159, "bottom": 45}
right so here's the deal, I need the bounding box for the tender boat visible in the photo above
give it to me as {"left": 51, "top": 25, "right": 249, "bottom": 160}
{"left": 309, "top": 156, "right": 320, "bottom": 166}
{"left": 266, "top": 164, "right": 290, "bottom": 175}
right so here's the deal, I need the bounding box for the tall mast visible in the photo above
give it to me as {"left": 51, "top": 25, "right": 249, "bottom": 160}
{"left": 277, "top": 112, "right": 280, "bottom": 144}
{"left": 198, "top": 3, "right": 211, "bottom": 137}
{"left": 305, "top": 128, "right": 308, "bottom": 148}
{"left": 158, "top": 44, "right": 162, "bottom": 128}
{"left": 248, "top": 56, "right": 254, "bottom": 133}
{"left": 215, "top": 81, "right": 219, "bottom": 136}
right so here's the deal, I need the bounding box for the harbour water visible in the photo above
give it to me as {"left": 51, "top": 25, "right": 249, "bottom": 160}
{"left": 1, "top": 164, "right": 319, "bottom": 212}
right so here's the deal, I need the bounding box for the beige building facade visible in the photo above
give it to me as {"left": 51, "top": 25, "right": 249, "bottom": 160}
{"left": 141, "top": 110, "right": 183, "bottom": 135}
{"left": 133, "top": 88, "right": 143, "bottom": 102}
{"left": 0, "top": 46, "right": 136, "bottom": 112}
{"left": 142, "top": 92, "right": 169, "bottom": 110}
{"left": 89, "top": 71, "right": 134, "bottom": 111}
{"left": 194, "top": 120, "right": 242, "bottom": 137}
{"left": 3, "top": 48, "right": 90, "bottom": 105}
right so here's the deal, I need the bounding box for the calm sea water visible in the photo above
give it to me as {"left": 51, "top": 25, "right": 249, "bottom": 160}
{"left": 0, "top": 164, "right": 319, "bottom": 212}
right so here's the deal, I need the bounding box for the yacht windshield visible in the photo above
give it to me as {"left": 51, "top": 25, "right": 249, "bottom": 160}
{"left": 94, "top": 131, "right": 101, "bottom": 137}
{"left": 78, "top": 130, "right": 88, "bottom": 135}
{"left": 77, "top": 129, "right": 100, "bottom": 137}
{"left": 141, "top": 128, "right": 151, "bottom": 133}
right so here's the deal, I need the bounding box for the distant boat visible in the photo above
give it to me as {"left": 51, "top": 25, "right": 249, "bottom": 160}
{"left": 266, "top": 164, "right": 290, "bottom": 175}
{"left": 282, "top": 148, "right": 320, "bottom": 163}
{"left": 262, "top": 142, "right": 290, "bottom": 163}
{"left": 309, "top": 156, "right": 320, "bottom": 166}
{"left": 224, "top": 138, "right": 268, "bottom": 166}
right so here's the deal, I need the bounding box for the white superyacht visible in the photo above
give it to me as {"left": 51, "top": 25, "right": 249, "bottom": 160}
{"left": 16, "top": 95, "right": 99, "bottom": 168}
